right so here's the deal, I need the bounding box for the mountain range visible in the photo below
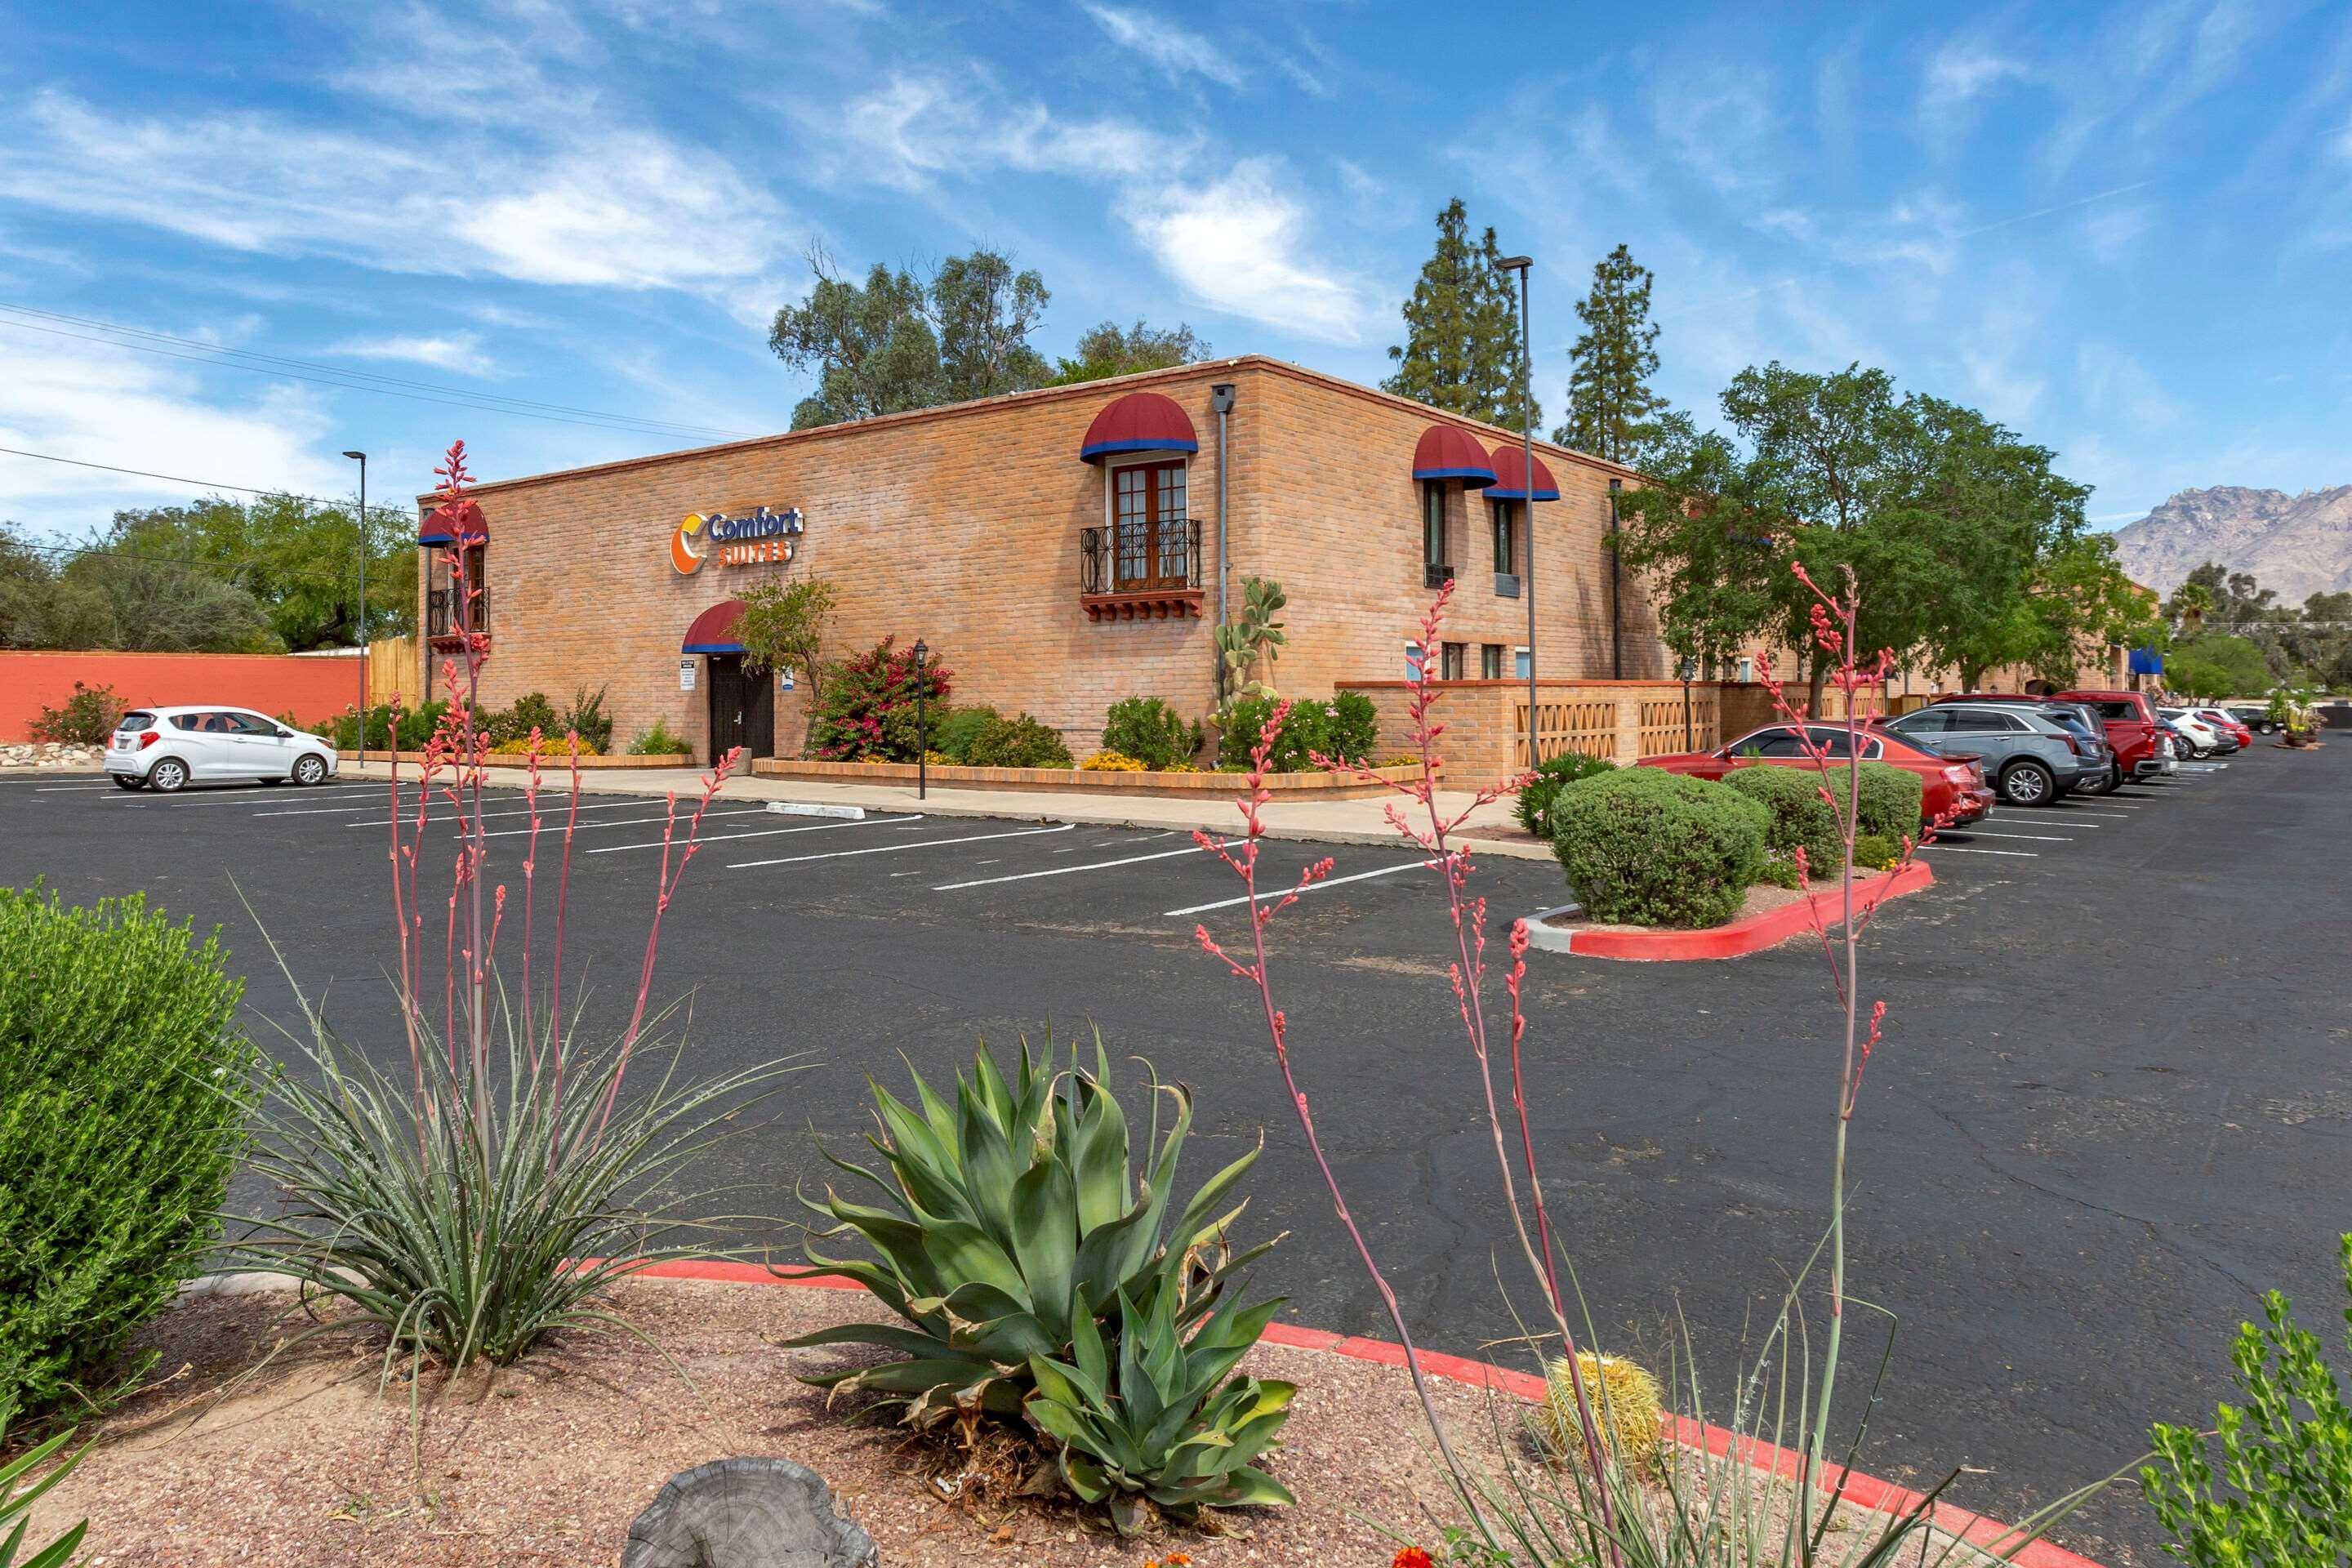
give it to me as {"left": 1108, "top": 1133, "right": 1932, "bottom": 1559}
{"left": 2109, "top": 485, "right": 2352, "bottom": 604}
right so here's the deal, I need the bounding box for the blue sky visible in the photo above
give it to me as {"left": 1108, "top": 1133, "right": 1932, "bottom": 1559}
{"left": 2, "top": 0, "right": 2346, "bottom": 542}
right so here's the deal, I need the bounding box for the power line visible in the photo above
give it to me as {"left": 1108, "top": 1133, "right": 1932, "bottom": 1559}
{"left": 0, "top": 302, "right": 764, "bottom": 443}
{"left": 0, "top": 443, "right": 360, "bottom": 506}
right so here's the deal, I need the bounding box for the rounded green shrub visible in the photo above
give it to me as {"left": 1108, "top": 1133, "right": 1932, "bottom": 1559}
{"left": 966, "top": 712, "right": 1074, "bottom": 768}
{"left": 1218, "top": 696, "right": 1329, "bottom": 773}
{"left": 1551, "top": 768, "right": 1768, "bottom": 928}
{"left": 1722, "top": 764, "right": 1843, "bottom": 884}
{"left": 1855, "top": 760, "right": 1925, "bottom": 840}
{"left": 0, "top": 886, "right": 252, "bottom": 1424}
{"left": 1100, "top": 697, "right": 1202, "bottom": 771}
{"left": 1513, "top": 751, "right": 1619, "bottom": 840}
{"left": 1324, "top": 691, "right": 1379, "bottom": 766}
{"left": 932, "top": 705, "right": 1002, "bottom": 764}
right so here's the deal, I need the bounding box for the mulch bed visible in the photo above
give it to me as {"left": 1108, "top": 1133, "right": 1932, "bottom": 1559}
{"left": 29, "top": 1278, "right": 1532, "bottom": 1566}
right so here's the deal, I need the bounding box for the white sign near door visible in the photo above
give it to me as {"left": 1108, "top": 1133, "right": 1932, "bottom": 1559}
{"left": 678, "top": 657, "right": 697, "bottom": 692}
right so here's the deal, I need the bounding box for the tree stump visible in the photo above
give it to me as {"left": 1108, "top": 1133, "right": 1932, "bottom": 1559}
{"left": 621, "top": 1458, "right": 879, "bottom": 1568}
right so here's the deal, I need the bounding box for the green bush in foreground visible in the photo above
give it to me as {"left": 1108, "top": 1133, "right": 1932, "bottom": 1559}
{"left": 0, "top": 886, "right": 252, "bottom": 1424}
{"left": 932, "top": 705, "right": 1003, "bottom": 764}
{"left": 1101, "top": 696, "right": 1202, "bottom": 770}
{"left": 965, "top": 711, "right": 1074, "bottom": 768}
{"left": 1856, "top": 760, "right": 1924, "bottom": 840}
{"left": 28, "top": 682, "right": 125, "bottom": 746}
{"left": 1513, "top": 751, "right": 1618, "bottom": 840}
{"left": 627, "top": 719, "right": 688, "bottom": 756}
{"left": 1722, "top": 764, "right": 1842, "bottom": 885}
{"left": 2142, "top": 1233, "right": 2352, "bottom": 1568}
{"left": 1551, "top": 768, "right": 1767, "bottom": 927}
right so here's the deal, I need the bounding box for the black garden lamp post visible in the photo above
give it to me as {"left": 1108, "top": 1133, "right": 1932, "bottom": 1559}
{"left": 912, "top": 639, "right": 929, "bottom": 801}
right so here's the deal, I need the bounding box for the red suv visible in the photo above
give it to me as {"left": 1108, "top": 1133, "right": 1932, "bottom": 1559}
{"left": 2056, "top": 689, "right": 2163, "bottom": 785}
{"left": 1641, "top": 722, "right": 1994, "bottom": 826}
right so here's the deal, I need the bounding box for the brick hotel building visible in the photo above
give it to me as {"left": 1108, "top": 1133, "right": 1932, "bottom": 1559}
{"left": 412, "top": 356, "right": 1681, "bottom": 768}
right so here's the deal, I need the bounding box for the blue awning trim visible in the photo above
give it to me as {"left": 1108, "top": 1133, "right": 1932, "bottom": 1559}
{"left": 2127, "top": 647, "right": 2165, "bottom": 675}
{"left": 1412, "top": 466, "right": 1498, "bottom": 483}
{"left": 416, "top": 530, "right": 455, "bottom": 546}
{"left": 682, "top": 641, "right": 747, "bottom": 655}
{"left": 1079, "top": 435, "right": 1200, "bottom": 460}
{"left": 1484, "top": 483, "right": 1561, "bottom": 501}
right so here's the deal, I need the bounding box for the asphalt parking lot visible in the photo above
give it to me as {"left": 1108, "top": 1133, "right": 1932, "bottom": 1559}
{"left": 3, "top": 746, "right": 2342, "bottom": 1561}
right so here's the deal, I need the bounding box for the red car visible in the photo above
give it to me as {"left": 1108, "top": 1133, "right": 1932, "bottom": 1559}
{"left": 2192, "top": 707, "right": 2254, "bottom": 749}
{"left": 2056, "top": 689, "right": 2163, "bottom": 783}
{"left": 1641, "top": 722, "right": 1994, "bottom": 826}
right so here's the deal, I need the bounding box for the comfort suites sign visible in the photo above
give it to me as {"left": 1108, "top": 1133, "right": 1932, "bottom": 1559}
{"left": 670, "top": 506, "right": 804, "bottom": 574}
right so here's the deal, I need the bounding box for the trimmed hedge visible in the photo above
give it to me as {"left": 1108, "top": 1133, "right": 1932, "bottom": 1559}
{"left": 1101, "top": 697, "right": 1202, "bottom": 771}
{"left": 1551, "top": 768, "right": 1768, "bottom": 928}
{"left": 1217, "top": 693, "right": 1379, "bottom": 773}
{"left": 1513, "top": 751, "right": 1619, "bottom": 840}
{"left": 1855, "top": 761, "right": 1925, "bottom": 840}
{"left": 1722, "top": 764, "right": 1842, "bottom": 887}
{"left": 0, "top": 886, "right": 252, "bottom": 1424}
{"left": 964, "top": 712, "right": 1074, "bottom": 768}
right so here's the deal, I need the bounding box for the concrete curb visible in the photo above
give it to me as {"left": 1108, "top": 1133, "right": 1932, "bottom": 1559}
{"left": 1526, "top": 861, "right": 1936, "bottom": 961}
{"left": 180, "top": 1261, "right": 2107, "bottom": 1568}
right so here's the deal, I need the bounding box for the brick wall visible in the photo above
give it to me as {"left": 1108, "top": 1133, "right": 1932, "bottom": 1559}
{"left": 413, "top": 357, "right": 1675, "bottom": 765}
{"left": 0, "top": 650, "right": 359, "bottom": 742}
{"left": 1339, "top": 678, "right": 1722, "bottom": 782}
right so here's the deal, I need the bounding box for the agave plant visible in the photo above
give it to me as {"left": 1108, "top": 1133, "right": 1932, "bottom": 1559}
{"left": 788, "top": 1034, "right": 1276, "bottom": 1435}
{"left": 0, "top": 1400, "right": 85, "bottom": 1568}
{"left": 1027, "top": 1280, "right": 1294, "bottom": 1535}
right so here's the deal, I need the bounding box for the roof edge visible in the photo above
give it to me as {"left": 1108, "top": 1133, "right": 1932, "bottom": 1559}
{"left": 425, "top": 354, "right": 1642, "bottom": 503}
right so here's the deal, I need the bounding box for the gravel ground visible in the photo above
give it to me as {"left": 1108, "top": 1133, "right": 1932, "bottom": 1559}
{"left": 33, "top": 1278, "right": 1520, "bottom": 1566}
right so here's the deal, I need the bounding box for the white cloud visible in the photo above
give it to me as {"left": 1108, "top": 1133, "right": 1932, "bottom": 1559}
{"left": 0, "top": 91, "right": 787, "bottom": 300}
{"left": 2073, "top": 341, "right": 2185, "bottom": 429}
{"left": 0, "top": 326, "right": 346, "bottom": 535}
{"left": 2080, "top": 202, "right": 2154, "bottom": 261}
{"left": 1920, "top": 42, "right": 2034, "bottom": 136}
{"left": 2334, "top": 114, "right": 2352, "bottom": 161}
{"left": 1084, "top": 3, "right": 1244, "bottom": 89}
{"left": 327, "top": 333, "right": 490, "bottom": 372}
{"left": 836, "top": 75, "right": 1187, "bottom": 190}
{"left": 1126, "top": 160, "right": 1375, "bottom": 345}
{"left": 1650, "top": 65, "right": 1781, "bottom": 195}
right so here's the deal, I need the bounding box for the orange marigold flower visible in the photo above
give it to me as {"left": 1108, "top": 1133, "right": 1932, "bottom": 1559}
{"left": 1394, "top": 1550, "right": 1436, "bottom": 1568}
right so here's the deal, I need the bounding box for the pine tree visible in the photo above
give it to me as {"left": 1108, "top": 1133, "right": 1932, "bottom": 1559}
{"left": 1555, "top": 244, "right": 1669, "bottom": 465}
{"left": 1383, "top": 198, "right": 1538, "bottom": 429}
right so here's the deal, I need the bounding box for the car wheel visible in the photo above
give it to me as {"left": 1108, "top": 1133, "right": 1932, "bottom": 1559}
{"left": 2000, "top": 760, "right": 2055, "bottom": 806}
{"left": 149, "top": 758, "right": 189, "bottom": 794}
{"left": 292, "top": 754, "right": 328, "bottom": 786}
{"left": 110, "top": 774, "right": 143, "bottom": 791}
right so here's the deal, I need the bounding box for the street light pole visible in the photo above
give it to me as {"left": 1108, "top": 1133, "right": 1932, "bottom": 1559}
{"left": 912, "top": 639, "right": 929, "bottom": 801}
{"left": 1496, "top": 254, "right": 1536, "bottom": 768}
{"left": 342, "top": 450, "right": 368, "bottom": 761}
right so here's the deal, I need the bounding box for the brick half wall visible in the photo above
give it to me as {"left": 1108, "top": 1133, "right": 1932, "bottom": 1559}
{"left": 1337, "top": 679, "right": 1724, "bottom": 784}
{"left": 0, "top": 651, "right": 361, "bottom": 741}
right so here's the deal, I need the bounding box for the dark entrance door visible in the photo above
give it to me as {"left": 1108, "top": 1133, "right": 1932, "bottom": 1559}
{"left": 704, "top": 655, "right": 774, "bottom": 766}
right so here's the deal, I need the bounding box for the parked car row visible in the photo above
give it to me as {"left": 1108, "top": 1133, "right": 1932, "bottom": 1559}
{"left": 1638, "top": 684, "right": 2246, "bottom": 827}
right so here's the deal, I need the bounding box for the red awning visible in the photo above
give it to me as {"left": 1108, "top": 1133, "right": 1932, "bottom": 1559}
{"left": 681, "top": 599, "right": 748, "bottom": 654}
{"left": 1485, "top": 445, "right": 1561, "bottom": 501}
{"left": 1080, "top": 392, "right": 1200, "bottom": 462}
{"left": 1411, "top": 425, "right": 1496, "bottom": 486}
{"left": 416, "top": 497, "right": 488, "bottom": 546}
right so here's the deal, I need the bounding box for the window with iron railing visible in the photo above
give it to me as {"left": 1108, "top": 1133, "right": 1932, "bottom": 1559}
{"left": 425, "top": 544, "right": 489, "bottom": 637}
{"left": 1080, "top": 519, "right": 1200, "bottom": 595}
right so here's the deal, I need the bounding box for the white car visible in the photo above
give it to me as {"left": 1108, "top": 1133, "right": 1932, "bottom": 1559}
{"left": 105, "top": 705, "right": 341, "bottom": 792}
{"left": 2158, "top": 708, "right": 2234, "bottom": 759}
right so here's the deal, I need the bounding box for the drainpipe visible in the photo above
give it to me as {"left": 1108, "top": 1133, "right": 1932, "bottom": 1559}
{"left": 1210, "top": 382, "right": 1236, "bottom": 706}
{"left": 1608, "top": 476, "right": 1623, "bottom": 679}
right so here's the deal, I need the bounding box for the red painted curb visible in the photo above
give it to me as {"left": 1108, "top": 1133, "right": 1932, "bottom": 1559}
{"left": 624, "top": 1255, "right": 2105, "bottom": 1568}
{"left": 1569, "top": 860, "right": 1936, "bottom": 960}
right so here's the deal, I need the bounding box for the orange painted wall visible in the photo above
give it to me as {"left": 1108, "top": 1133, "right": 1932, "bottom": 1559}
{"left": 0, "top": 651, "right": 361, "bottom": 741}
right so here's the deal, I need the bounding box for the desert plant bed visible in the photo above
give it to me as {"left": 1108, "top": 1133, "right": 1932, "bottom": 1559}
{"left": 751, "top": 755, "right": 1425, "bottom": 798}
{"left": 1526, "top": 859, "right": 1936, "bottom": 960}
{"left": 24, "top": 1272, "right": 2074, "bottom": 1568}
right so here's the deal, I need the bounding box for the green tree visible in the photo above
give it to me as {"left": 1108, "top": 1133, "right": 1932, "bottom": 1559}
{"left": 769, "top": 247, "right": 1052, "bottom": 429}
{"left": 0, "top": 523, "right": 54, "bottom": 648}
{"left": 736, "top": 573, "right": 839, "bottom": 749}
{"left": 1051, "top": 320, "right": 1211, "bottom": 385}
{"left": 2167, "top": 633, "right": 2271, "bottom": 698}
{"left": 1553, "top": 243, "right": 1673, "bottom": 467}
{"left": 58, "top": 553, "right": 276, "bottom": 653}
{"left": 1383, "top": 198, "right": 1536, "bottom": 429}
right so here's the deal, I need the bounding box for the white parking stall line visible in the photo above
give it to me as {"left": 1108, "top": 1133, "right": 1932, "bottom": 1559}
{"left": 119, "top": 785, "right": 372, "bottom": 808}
{"left": 1944, "top": 829, "right": 2075, "bottom": 842}
{"left": 1165, "top": 858, "right": 1432, "bottom": 918}
{"left": 38, "top": 783, "right": 131, "bottom": 791}
{"left": 475, "top": 804, "right": 774, "bottom": 840}
{"left": 728, "top": 821, "right": 1076, "bottom": 871}
{"left": 1918, "top": 844, "right": 2038, "bottom": 858}
{"left": 336, "top": 797, "right": 655, "bottom": 827}
{"left": 934, "top": 838, "right": 1241, "bottom": 891}
{"left": 2051, "top": 809, "right": 2132, "bottom": 818}
{"left": 252, "top": 788, "right": 548, "bottom": 818}
{"left": 588, "top": 813, "right": 924, "bottom": 854}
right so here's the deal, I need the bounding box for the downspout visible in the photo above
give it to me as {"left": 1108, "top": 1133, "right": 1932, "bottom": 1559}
{"left": 1608, "top": 476, "right": 1623, "bottom": 679}
{"left": 1211, "top": 381, "right": 1236, "bottom": 706}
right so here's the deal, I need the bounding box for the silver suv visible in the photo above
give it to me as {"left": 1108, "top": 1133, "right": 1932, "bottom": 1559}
{"left": 1881, "top": 702, "right": 2085, "bottom": 806}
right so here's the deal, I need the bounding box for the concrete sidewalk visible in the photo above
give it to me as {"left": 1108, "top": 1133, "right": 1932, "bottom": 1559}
{"left": 342, "top": 759, "right": 1552, "bottom": 861}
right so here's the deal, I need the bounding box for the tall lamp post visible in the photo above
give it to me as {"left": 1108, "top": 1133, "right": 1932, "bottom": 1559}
{"left": 1495, "top": 254, "right": 1536, "bottom": 766}
{"left": 912, "top": 639, "right": 929, "bottom": 801}
{"left": 342, "top": 450, "right": 368, "bottom": 762}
